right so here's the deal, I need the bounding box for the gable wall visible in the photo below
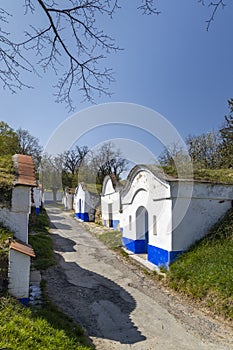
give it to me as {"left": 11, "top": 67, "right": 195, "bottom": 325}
{"left": 0, "top": 186, "right": 31, "bottom": 243}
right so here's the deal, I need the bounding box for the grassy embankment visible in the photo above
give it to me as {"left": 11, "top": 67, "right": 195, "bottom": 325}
{"left": 163, "top": 166, "right": 233, "bottom": 184}
{"left": 167, "top": 208, "right": 233, "bottom": 320}
{"left": 0, "top": 208, "right": 92, "bottom": 350}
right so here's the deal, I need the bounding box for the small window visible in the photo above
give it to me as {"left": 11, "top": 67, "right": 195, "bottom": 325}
{"left": 129, "top": 215, "right": 132, "bottom": 231}
{"left": 153, "top": 215, "right": 157, "bottom": 235}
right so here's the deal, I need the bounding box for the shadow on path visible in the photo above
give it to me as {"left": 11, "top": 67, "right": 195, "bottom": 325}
{"left": 44, "top": 233, "right": 146, "bottom": 346}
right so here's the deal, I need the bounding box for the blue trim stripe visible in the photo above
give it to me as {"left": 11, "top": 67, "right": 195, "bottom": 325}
{"left": 122, "top": 238, "right": 183, "bottom": 268}
{"left": 122, "top": 237, "right": 147, "bottom": 254}
{"left": 35, "top": 207, "right": 40, "bottom": 215}
{"left": 19, "top": 298, "right": 29, "bottom": 306}
{"left": 75, "top": 212, "right": 89, "bottom": 222}
{"left": 112, "top": 220, "right": 120, "bottom": 229}
{"left": 148, "top": 245, "right": 183, "bottom": 269}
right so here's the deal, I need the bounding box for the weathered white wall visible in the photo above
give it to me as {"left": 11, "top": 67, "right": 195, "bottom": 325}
{"left": 63, "top": 193, "right": 73, "bottom": 210}
{"left": 33, "top": 188, "right": 42, "bottom": 208}
{"left": 11, "top": 186, "right": 31, "bottom": 212}
{"left": 171, "top": 182, "right": 233, "bottom": 251}
{"left": 8, "top": 249, "right": 30, "bottom": 300}
{"left": 43, "top": 191, "right": 63, "bottom": 202}
{"left": 0, "top": 186, "right": 31, "bottom": 243}
{"left": 84, "top": 191, "right": 100, "bottom": 221}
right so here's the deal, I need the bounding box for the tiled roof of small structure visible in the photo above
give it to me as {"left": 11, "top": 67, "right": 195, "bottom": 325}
{"left": 10, "top": 240, "right": 36, "bottom": 258}
{"left": 12, "top": 154, "right": 36, "bottom": 187}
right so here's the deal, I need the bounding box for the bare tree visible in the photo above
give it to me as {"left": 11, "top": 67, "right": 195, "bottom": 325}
{"left": 62, "top": 145, "right": 89, "bottom": 175}
{"left": 40, "top": 153, "right": 63, "bottom": 202}
{"left": 186, "top": 131, "right": 221, "bottom": 169}
{"left": 16, "top": 128, "right": 43, "bottom": 170}
{"left": 219, "top": 99, "right": 233, "bottom": 168}
{"left": 91, "top": 141, "right": 128, "bottom": 184}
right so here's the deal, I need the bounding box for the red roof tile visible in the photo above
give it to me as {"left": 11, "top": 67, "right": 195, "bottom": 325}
{"left": 10, "top": 240, "right": 36, "bottom": 258}
{"left": 13, "top": 154, "right": 36, "bottom": 187}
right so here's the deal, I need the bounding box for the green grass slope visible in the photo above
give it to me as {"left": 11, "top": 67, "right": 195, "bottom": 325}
{"left": 0, "top": 296, "right": 90, "bottom": 350}
{"left": 167, "top": 209, "right": 233, "bottom": 320}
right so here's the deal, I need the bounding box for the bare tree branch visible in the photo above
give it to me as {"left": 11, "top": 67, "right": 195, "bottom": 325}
{"left": 199, "top": 0, "right": 227, "bottom": 31}
{"left": 0, "top": 0, "right": 122, "bottom": 110}
{"left": 138, "top": 0, "right": 161, "bottom": 15}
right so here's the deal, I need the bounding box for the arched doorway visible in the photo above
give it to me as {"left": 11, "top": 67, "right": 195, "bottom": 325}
{"left": 136, "top": 206, "right": 149, "bottom": 253}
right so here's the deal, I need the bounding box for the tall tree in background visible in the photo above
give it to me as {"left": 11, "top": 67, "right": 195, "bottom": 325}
{"left": 40, "top": 153, "right": 63, "bottom": 202}
{"left": 0, "top": 121, "right": 18, "bottom": 155}
{"left": 62, "top": 146, "right": 89, "bottom": 175}
{"left": 91, "top": 142, "right": 128, "bottom": 184}
{"left": 0, "top": 1, "right": 228, "bottom": 110}
{"left": 158, "top": 142, "right": 192, "bottom": 177}
{"left": 219, "top": 99, "right": 233, "bottom": 168}
{"left": 61, "top": 145, "right": 89, "bottom": 188}
{"left": 16, "top": 128, "right": 43, "bottom": 170}
{"left": 186, "top": 131, "right": 221, "bottom": 169}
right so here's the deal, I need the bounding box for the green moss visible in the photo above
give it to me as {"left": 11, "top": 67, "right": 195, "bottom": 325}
{"left": 0, "top": 155, "right": 14, "bottom": 204}
{"left": 0, "top": 226, "right": 14, "bottom": 253}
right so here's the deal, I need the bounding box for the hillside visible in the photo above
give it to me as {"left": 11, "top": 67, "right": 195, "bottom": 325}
{"left": 162, "top": 166, "right": 233, "bottom": 184}
{"left": 167, "top": 208, "right": 233, "bottom": 320}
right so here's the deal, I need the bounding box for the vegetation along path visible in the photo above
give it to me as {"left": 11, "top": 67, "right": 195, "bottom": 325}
{"left": 44, "top": 206, "right": 233, "bottom": 350}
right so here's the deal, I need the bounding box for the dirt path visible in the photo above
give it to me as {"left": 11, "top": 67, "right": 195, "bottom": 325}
{"left": 43, "top": 206, "right": 233, "bottom": 350}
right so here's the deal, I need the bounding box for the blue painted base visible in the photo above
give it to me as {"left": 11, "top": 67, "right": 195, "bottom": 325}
{"left": 122, "top": 237, "right": 147, "bottom": 254}
{"left": 122, "top": 238, "right": 183, "bottom": 268}
{"left": 148, "top": 245, "right": 183, "bottom": 269}
{"left": 75, "top": 212, "right": 89, "bottom": 222}
{"left": 103, "top": 219, "right": 120, "bottom": 229}
{"left": 112, "top": 220, "right": 120, "bottom": 229}
{"left": 19, "top": 298, "right": 29, "bottom": 306}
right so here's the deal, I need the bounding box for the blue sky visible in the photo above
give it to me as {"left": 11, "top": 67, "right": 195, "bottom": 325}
{"left": 1, "top": 1, "right": 233, "bottom": 160}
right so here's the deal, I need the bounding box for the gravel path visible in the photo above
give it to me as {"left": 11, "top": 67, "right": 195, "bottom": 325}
{"left": 43, "top": 206, "right": 233, "bottom": 350}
